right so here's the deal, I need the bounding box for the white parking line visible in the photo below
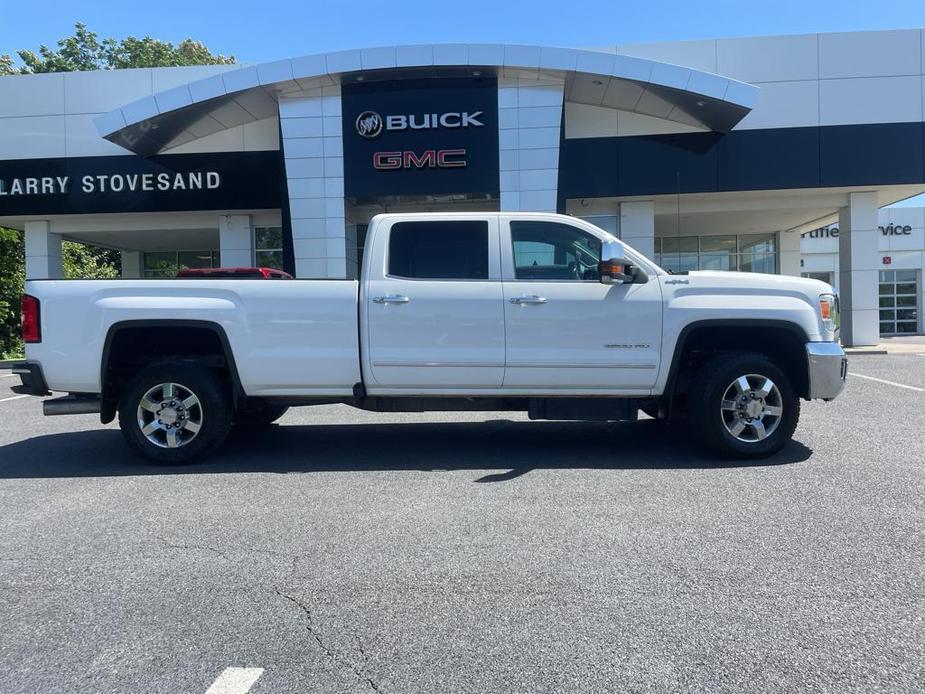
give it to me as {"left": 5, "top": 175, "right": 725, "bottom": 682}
{"left": 852, "top": 373, "right": 925, "bottom": 392}
{"left": 0, "top": 394, "right": 29, "bottom": 403}
{"left": 205, "top": 668, "right": 264, "bottom": 694}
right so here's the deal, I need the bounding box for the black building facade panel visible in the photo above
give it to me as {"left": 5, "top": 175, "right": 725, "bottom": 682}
{"left": 559, "top": 123, "right": 925, "bottom": 199}
{"left": 819, "top": 123, "right": 925, "bottom": 188}
{"left": 717, "top": 127, "right": 821, "bottom": 192}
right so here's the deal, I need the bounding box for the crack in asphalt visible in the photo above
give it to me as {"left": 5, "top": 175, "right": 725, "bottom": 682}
{"left": 155, "top": 537, "right": 314, "bottom": 571}
{"left": 273, "top": 588, "right": 382, "bottom": 693}
{"left": 155, "top": 537, "right": 232, "bottom": 561}
{"left": 152, "top": 538, "right": 381, "bottom": 690}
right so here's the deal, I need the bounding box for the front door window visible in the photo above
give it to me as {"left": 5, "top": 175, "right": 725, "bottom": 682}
{"left": 510, "top": 221, "right": 602, "bottom": 281}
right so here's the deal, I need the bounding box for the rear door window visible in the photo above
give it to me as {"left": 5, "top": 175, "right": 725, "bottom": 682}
{"left": 388, "top": 221, "right": 489, "bottom": 280}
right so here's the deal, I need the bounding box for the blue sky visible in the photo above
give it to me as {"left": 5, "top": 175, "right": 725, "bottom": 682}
{"left": 1, "top": 0, "right": 923, "bottom": 64}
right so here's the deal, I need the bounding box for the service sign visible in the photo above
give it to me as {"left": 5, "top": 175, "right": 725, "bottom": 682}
{"left": 341, "top": 77, "right": 499, "bottom": 198}
{"left": 0, "top": 151, "right": 282, "bottom": 216}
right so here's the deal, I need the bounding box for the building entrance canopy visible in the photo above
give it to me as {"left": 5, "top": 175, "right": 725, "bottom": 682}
{"left": 96, "top": 43, "right": 759, "bottom": 156}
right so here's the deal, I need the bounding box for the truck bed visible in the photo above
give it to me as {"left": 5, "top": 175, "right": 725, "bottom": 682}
{"left": 23, "top": 279, "right": 362, "bottom": 397}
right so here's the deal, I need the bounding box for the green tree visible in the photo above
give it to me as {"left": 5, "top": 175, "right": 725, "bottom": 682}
{"left": 105, "top": 36, "right": 235, "bottom": 69}
{"left": 0, "top": 229, "right": 26, "bottom": 358}
{"left": 16, "top": 22, "right": 106, "bottom": 72}
{"left": 0, "top": 232, "right": 119, "bottom": 358}
{"left": 62, "top": 241, "right": 121, "bottom": 280}
{"left": 6, "top": 22, "right": 234, "bottom": 74}
{"left": 0, "top": 54, "right": 15, "bottom": 76}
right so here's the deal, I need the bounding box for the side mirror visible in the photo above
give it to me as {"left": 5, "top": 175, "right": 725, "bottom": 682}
{"left": 599, "top": 241, "right": 632, "bottom": 284}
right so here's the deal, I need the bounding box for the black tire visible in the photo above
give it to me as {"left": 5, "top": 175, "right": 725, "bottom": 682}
{"left": 688, "top": 351, "right": 800, "bottom": 459}
{"left": 233, "top": 403, "right": 289, "bottom": 429}
{"left": 118, "top": 362, "right": 232, "bottom": 465}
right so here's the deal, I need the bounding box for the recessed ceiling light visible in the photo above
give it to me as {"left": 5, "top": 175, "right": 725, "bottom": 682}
{"left": 696, "top": 100, "right": 705, "bottom": 107}
{"left": 472, "top": 70, "right": 482, "bottom": 76}
{"left": 356, "top": 75, "right": 365, "bottom": 82}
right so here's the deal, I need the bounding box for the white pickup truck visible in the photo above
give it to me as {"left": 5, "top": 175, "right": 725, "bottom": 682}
{"left": 15, "top": 212, "right": 847, "bottom": 464}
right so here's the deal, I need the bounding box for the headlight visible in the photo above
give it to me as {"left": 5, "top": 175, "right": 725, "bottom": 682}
{"left": 819, "top": 293, "right": 839, "bottom": 335}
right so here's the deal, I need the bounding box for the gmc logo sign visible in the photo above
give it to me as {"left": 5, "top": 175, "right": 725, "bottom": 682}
{"left": 373, "top": 149, "right": 468, "bottom": 170}
{"left": 341, "top": 76, "right": 498, "bottom": 197}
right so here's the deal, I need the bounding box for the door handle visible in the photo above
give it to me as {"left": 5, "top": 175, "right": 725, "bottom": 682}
{"left": 510, "top": 295, "right": 548, "bottom": 304}
{"left": 373, "top": 295, "right": 410, "bottom": 304}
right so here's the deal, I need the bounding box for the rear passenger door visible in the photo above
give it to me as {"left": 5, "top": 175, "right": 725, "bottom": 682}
{"left": 364, "top": 217, "right": 505, "bottom": 391}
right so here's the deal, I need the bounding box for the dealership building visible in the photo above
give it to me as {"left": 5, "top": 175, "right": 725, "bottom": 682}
{"left": 2, "top": 29, "right": 925, "bottom": 345}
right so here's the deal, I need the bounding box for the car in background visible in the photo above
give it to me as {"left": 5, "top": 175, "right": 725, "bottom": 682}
{"left": 176, "top": 267, "right": 293, "bottom": 279}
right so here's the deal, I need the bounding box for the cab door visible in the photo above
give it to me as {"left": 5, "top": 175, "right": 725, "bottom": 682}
{"left": 500, "top": 217, "right": 662, "bottom": 391}
{"left": 363, "top": 216, "right": 505, "bottom": 390}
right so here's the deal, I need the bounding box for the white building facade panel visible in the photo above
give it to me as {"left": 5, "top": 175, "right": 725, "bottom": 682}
{"left": 497, "top": 75, "right": 565, "bottom": 213}
{"left": 279, "top": 86, "right": 346, "bottom": 278}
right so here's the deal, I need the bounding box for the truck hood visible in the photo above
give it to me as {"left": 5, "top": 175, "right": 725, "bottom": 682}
{"left": 656, "top": 270, "right": 835, "bottom": 342}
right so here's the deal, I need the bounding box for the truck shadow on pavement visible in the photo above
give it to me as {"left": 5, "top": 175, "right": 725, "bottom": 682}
{"left": 0, "top": 419, "right": 812, "bottom": 480}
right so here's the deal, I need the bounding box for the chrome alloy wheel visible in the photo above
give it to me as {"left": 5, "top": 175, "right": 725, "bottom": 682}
{"left": 720, "top": 374, "right": 783, "bottom": 443}
{"left": 136, "top": 382, "right": 203, "bottom": 449}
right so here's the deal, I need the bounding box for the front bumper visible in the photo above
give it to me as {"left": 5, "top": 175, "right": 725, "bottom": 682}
{"left": 11, "top": 361, "right": 51, "bottom": 396}
{"left": 806, "top": 342, "right": 847, "bottom": 400}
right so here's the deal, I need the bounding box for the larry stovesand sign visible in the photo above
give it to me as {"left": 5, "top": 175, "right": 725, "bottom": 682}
{"left": 0, "top": 171, "right": 221, "bottom": 196}
{"left": 0, "top": 151, "right": 281, "bottom": 216}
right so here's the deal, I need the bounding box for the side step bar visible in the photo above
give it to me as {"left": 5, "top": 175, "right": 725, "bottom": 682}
{"left": 43, "top": 395, "right": 101, "bottom": 416}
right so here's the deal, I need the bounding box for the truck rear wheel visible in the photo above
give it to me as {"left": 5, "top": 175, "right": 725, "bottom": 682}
{"left": 118, "top": 362, "right": 232, "bottom": 465}
{"left": 688, "top": 351, "right": 799, "bottom": 459}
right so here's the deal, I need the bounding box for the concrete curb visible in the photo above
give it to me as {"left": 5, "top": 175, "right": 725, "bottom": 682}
{"left": 0, "top": 358, "right": 24, "bottom": 369}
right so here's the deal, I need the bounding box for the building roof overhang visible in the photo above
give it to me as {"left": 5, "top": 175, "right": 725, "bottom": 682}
{"left": 95, "top": 44, "right": 759, "bottom": 156}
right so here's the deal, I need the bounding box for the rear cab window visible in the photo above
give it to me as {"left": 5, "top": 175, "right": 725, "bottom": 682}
{"left": 388, "top": 221, "right": 490, "bottom": 280}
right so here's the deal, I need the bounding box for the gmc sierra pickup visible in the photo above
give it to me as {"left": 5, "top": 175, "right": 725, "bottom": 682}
{"left": 15, "top": 212, "right": 847, "bottom": 464}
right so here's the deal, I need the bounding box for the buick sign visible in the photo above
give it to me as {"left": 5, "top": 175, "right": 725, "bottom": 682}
{"left": 342, "top": 76, "right": 499, "bottom": 197}
{"left": 356, "top": 111, "right": 383, "bottom": 139}
{"left": 356, "top": 110, "right": 484, "bottom": 138}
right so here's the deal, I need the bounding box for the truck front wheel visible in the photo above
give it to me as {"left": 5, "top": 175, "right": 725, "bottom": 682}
{"left": 688, "top": 351, "right": 800, "bottom": 459}
{"left": 118, "top": 362, "right": 232, "bottom": 465}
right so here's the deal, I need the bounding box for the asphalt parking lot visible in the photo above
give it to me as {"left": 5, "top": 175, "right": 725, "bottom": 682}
{"left": 0, "top": 355, "right": 922, "bottom": 693}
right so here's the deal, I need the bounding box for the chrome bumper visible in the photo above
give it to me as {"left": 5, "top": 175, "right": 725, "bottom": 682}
{"left": 806, "top": 342, "right": 847, "bottom": 400}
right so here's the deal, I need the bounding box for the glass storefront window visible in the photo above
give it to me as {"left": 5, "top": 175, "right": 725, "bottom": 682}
{"left": 739, "top": 234, "right": 776, "bottom": 273}
{"left": 660, "top": 236, "right": 699, "bottom": 254}
{"left": 739, "top": 234, "right": 775, "bottom": 254}
{"left": 699, "top": 234, "right": 737, "bottom": 271}
{"left": 699, "top": 253, "right": 736, "bottom": 271}
{"left": 178, "top": 251, "right": 218, "bottom": 270}
{"left": 740, "top": 253, "right": 776, "bottom": 274}
{"left": 143, "top": 250, "right": 219, "bottom": 277}
{"left": 143, "top": 251, "right": 177, "bottom": 278}
{"left": 654, "top": 233, "right": 777, "bottom": 274}
{"left": 254, "top": 226, "right": 284, "bottom": 270}
{"left": 658, "top": 235, "right": 698, "bottom": 274}
{"left": 700, "top": 235, "right": 737, "bottom": 253}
